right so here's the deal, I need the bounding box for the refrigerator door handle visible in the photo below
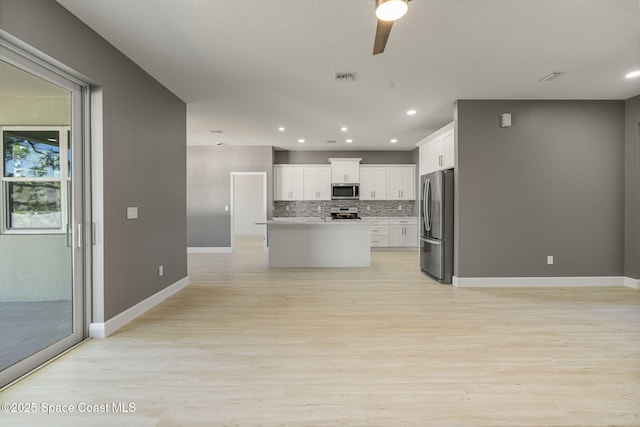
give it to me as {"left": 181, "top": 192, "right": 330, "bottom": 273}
{"left": 423, "top": 178, "right": 431, "bottom": 232}
{"left": 420, "top": 236, "right": 441, "bottom": 245}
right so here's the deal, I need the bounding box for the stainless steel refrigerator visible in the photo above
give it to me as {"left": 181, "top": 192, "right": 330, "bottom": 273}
{"left": 420, "top": 169, "right": 454, "bottom": 284}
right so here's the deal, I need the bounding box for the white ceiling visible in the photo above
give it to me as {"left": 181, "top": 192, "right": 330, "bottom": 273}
{"left": 54, "top": 0, "right": 640, "bottom": 151}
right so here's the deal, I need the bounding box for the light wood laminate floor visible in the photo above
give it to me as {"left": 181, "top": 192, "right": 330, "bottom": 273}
{"left": 1, "top": 236, "right": 639, "bottom": 426}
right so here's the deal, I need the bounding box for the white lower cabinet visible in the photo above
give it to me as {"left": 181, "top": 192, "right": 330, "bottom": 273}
{"left": 362, "top": 217, "right": 417, "bottom": 248}
{"left": 364, "top": 217, "right": 390, "bottom": 247}
{"left": 389, "top": 218, "right": 418, "bottom": 247}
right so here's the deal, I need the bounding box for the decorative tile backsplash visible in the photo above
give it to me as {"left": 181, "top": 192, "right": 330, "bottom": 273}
{"left": 274, "top": 200, "right": 416, "bottom": 218}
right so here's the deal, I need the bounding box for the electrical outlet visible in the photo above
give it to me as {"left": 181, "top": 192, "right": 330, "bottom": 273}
{"left": 159, "top": 265, "right": 164, "bottom": 276}
{"left": 317, "top": 206, "right": 322, "bottom": 211}
{"left": 398, "top": 205, "right": 402, "bottom": 210}
{"left": 547, "top": 256, "right": 554, "bottom": 265}
{"left": 285, "top": 205, "right": 289, "bottom": 211}
{"left": 367, "top": 205, "right": 370, "bottom": 211}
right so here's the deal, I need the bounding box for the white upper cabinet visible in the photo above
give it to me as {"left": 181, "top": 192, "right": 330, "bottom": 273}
{"left": 274, "top": 165, "right": 304, "bottom": 200}
{"left": 417, "top": 122, "right": 455, "bottom": 176}
{"left": 360, "top": 166, "right": 387, "bottom": 200}
{"left": 442, "top": 130, "right": 455, "bottom": 170}
{"left": 329, "top": 158, "right": 361, "bottom": 183}
{"left": 303, "top": 166, "right": 331, "bottom": 200}
{"left": 387, "top": 165, "right": 416, "bottom": 200}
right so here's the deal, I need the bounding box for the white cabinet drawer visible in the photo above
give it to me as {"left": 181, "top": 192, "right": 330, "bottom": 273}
{"left": 370, "top": 236, "right": 389, "bottom": 247}
{"left": 370, "top": 226, "right": 389, "bottom": 236}
{"left": 389, "top": 217, "right": 417, "bottom": 226}
{"left": 362, "top": 217, "right": 389, "bottom": 226}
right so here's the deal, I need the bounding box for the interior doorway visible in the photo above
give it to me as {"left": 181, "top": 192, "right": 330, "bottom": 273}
{"left": 230, "top": 172, "right": 267, "bottom": 252}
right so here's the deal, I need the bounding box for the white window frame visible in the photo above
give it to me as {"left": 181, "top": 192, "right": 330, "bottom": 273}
{"left": 1, "top": 125, "right": 70, "bottom": 235}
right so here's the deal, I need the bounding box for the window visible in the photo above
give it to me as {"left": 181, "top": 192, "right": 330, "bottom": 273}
{"left": 1, "top": 126, "right": 70, "bottom": 233}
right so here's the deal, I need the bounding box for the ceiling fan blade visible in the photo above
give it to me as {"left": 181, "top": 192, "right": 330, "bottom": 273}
{"left": 373, "top": 19, "right": 393, "bottom": 55}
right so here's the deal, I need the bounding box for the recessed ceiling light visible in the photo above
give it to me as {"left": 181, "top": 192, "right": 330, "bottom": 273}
{"left": 298, "top": 139, "right": 305, "bottom": 143}
{"left": 346, "top": 139, "right": 353, "bottom": 143}
{"left": 390, "top": 139, "right": 398, "bottom": 144}
{"left": 406, "top": 109, "right": 417, "bottom": 116}
{"left": 626, "top": 70, "right": 640, "bottom": 79}
{"left": 341, "top": 126, "right": 348, "bottom": 132}
{"left": 278, "top": 127, "right": 285, "bottom": 131}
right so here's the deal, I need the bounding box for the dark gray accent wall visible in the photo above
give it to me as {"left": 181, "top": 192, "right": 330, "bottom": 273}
{"left": 625, "top": 95, "right": 640, "bottom": 280}
{"left": 455, "top": 100, "right": 625, "bottom": 278}
{"left": 187, "top": 146, "right": 273, "bottom": 247}
{"left": 1, "top": 0, "right": 187, "bottom": 320}
{"left": 274, "top": 150, "right": 415, "bottom": 164}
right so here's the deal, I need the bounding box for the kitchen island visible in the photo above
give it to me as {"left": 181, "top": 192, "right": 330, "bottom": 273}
{"left": 266, "top": 220, "right": 370, "bottom": 267}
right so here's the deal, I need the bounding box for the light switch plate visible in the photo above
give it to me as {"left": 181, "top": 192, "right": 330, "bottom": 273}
{"left": 127, "top": 206, "right": 138, "bottom": 219}
{"left": 501, "top": 113, "right": 512, "bottom": 128}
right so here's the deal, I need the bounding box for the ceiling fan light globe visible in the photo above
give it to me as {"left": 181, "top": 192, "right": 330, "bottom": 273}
{"left": 375, "top": 0, "right": 408, "bottom": 21}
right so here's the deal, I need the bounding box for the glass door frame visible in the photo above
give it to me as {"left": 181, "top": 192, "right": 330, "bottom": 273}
{"left": 0, "top": 33, "right": 91, "bottom": 388}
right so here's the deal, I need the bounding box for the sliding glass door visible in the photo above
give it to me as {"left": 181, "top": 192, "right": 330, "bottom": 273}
{"left": 0, "top": 41, "right": 88, "bottom": 388}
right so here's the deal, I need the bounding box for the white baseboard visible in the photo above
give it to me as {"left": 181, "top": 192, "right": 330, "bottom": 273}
{"left": 187, "top": 247, "right": 232, "bottom": 253}
{"left": 625, "top": 277, "right": 640, "bottom": 289}
{"left": 453, "top": 276, "right": 625, "bottom": 288}
{"left": 89, "top": 276, "right": 189, "bottom": 338}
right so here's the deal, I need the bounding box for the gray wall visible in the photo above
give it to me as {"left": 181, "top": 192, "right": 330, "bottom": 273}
{"left": 1, "top": 0, "right": 188, "bottom": 321}
{"left": 274, "top": 150, "right": 415, "bottom": 164}
{"left": 455, "top": 100, "right": 625, "bottom": 278}
{"left": 187, "top": 145, "right": 273, "bottom": 247}
{"left": 625, "top": 95, "right": 640, "bottom": 280}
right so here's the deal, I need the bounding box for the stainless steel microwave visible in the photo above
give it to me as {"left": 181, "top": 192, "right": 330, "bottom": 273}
{"left": 331, "top": 183, "right": 359, "bottom": 200}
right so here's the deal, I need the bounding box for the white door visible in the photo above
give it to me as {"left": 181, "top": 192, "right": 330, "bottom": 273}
{"left": 231, "top": 172, "right": 267, "bottom": 250}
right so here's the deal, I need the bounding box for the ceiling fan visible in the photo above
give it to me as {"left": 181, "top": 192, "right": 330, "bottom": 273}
{"left": 373, "top": 0, "right": 411, "bottom": 55}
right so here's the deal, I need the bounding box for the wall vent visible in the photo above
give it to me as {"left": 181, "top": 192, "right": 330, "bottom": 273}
{"left": 335, "top": 72, "right": 357, "bottom": 82}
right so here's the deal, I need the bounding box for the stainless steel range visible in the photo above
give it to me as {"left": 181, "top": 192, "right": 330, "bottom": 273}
{"left": 330, "top": 207, "right": 360, "bottom": 220}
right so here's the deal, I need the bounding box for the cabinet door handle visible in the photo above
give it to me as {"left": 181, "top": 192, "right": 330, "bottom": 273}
{"left": 439, "top": 155, "right": 443, "bottom": 166}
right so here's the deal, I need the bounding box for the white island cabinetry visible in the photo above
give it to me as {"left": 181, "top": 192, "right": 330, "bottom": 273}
{"left": 267, "top": 221, "right": 370, "bottom": 267}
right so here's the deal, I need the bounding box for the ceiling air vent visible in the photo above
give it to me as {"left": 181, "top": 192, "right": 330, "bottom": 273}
{"left": 326, "top": 140, "right": 337, "bottom": 144}
{"left": 335, "top": 72, "right": 357, "bottom": 82}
